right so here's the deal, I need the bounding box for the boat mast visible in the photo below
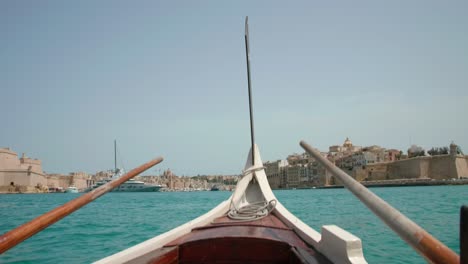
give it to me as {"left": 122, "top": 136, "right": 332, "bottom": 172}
{"left": 114, "top": 140, "right": 117, "bottom": 174}
{"left": 245, "top": 16, "right": 255, "bottom": 165}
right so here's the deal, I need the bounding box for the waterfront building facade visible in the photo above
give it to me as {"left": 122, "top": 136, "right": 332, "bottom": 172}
{"left": 285, "top": 165, "right": 307, "bottom": 188}
{"left": 264, "top": 140, "right": 468, "bottom": 188}
{"left": 264, "top": 160, "right": 288, "bottom": 189}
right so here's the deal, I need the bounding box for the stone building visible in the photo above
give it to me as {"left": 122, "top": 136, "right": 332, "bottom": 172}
{"left": 329, "top": 137, "right": 362, "bottom": 156}
{"left": 285, "top": 165, "right": 305, "bottom": 188}
{"left": 0, "top": 148, "right": 48, "bottom": 193}
{"left": 265, "top": 160, "right": 288, "bottom": 189}
{"left": 286, "top": 153, "right": 310, "bottom": 166}
{"left": 308, "top": 160, "right": 330, "bottom": 186}
{"left": 265, "top": 140, "right": 467, "bottom": 187}
{"left": 265, "top": 152, "right": 333, "bottom": 188}
{"left": 385, "top": 149, "right": 401, "bottom": 162}
{"left": 355, "top": 143, "right": 468, "bottom": 181}
{"left": 40, "top": 172, "right": 91, "bottom": 191}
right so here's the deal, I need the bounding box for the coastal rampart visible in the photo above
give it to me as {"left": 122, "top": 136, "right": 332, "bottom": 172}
{"left": 0, "top": 147, "right": 93, "bottom": 193}
{"left": 0, "top": 148, "right": 48, "bottom": 193}
{"left": 326, "top": 153, "right": 468, "bottom": 186}
{"left": 383, "top": 154, "right": 467, "bottom": 180}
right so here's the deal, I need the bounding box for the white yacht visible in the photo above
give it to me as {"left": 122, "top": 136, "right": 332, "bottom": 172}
{"left": 88, "top": 141, "right": 162, "bottom": 192}
{"left": 65, "top": 186, "right": 79, "bottom": 193}
{"left": 89, "top": 169, "right": 162, "bottom": 192}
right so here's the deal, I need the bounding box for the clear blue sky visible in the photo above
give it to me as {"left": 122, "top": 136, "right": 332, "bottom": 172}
{"left": 2, "top": 1, "right": 467, "bottom": 176}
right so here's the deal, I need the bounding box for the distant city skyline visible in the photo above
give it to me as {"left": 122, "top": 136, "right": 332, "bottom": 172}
{"left": 2, "top": 1, "right": 467, "bottom": 175}
{"left": 2, "top": 136, "right": 464, "bottom": 176}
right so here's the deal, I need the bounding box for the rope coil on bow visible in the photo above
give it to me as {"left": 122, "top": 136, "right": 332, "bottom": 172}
{"left": 222, "top": 165, "right": 275, "bottom": 222}
{"left": 228, "top": 199, "right": 277, "bottom": 221}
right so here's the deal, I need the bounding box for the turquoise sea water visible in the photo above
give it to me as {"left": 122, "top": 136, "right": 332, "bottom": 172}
{"left": 0, "top": 185, "right": 466, "bottom": 263}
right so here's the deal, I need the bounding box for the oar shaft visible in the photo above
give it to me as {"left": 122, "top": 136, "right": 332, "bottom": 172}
{"left": 300, "top": 141, "right": 459, "bottom": 264}
{"left": 0, "top": 157, "right": 163, "bottom": 254}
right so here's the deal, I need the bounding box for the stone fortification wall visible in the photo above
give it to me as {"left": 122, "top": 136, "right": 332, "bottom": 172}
{"left": 387, "top": 157, "right": 427, "bottom": 179}
{"left": 69, "top": 172, "right": 90, "bottom": 190}
{"left": 0, "top": 148, "right": 48, "bottom": 193}
{"left": 0, "top": 170, "right": 48, "bottom": 187}
{"left": 0, "top": 148, "right": 21, "bottom": 169}
{"left": 0, "top": 185, "right": 48, "bottom": 193}
{"left": 455, "top": 156, "right": 468, "bottom": 178}
{"left": 46, "top": 174, "right": 89, "bottom": 190}
{"left": 46, "top": 175, "right": 72, "bottom": 188}
{"left": 19, "top": 157, "right": 42, "bottom": 173}
{"left": 71, "top": 177, "right": 89, "bottom": 190}
{"left": 360, "top": 163, "right": 389, "bottom": 181}
{"left": 1, "top": 147, "right": 93, "bottom": 192}
{"left": 372, "top": 155, "right": 468, "bottom": 180}
{"left": 427, "top": 155, "right": 457, "bottom": 180}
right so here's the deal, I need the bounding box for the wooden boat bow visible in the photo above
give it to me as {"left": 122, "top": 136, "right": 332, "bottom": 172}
{"left": 95, "top": 145, "right": 367, "bottom": 264}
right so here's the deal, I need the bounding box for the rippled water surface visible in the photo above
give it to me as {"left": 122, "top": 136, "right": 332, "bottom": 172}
{"left": 1, "top": 185, "right": 466, "bottom": 263}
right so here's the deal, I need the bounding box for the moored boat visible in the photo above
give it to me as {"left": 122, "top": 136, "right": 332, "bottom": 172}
{"left": 88, "top": 170, "right": 162, "bottom": 192}
{"left": 65, "top": 185, "right": 79, "bottom": 193}
{"left": 87, "top": 140, "right": 162, "bottom": 193}
{"left": 48, "top": 187, "right": 64, "bottom": 193}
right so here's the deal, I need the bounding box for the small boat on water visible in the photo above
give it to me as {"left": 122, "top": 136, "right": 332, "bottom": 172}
{"left": 65, "top": 185, "right": 79, "bottom": 193}
{"left": 48, "top": 187, "right": 64, "bottom": 193}
{"left": 0, "top": 17, "right": 464, "bottom": 264}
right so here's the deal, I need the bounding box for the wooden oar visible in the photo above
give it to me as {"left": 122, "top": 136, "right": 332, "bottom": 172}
{"left": 0, "top": 156, "right": 163, "bottom": 254}
{"left": 300, "top": 141, "right": 459, "bottom": 264}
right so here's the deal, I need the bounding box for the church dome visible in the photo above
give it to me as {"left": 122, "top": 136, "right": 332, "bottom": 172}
{"left": 343, "top": 137, "right": 353, "bottom": 147}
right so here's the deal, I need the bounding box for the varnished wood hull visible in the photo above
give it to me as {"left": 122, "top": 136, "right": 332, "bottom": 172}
{"left": 146, "top": 212, "right": 332, "bottom": 264}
